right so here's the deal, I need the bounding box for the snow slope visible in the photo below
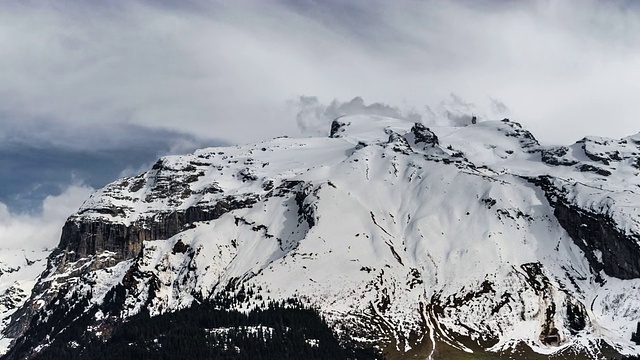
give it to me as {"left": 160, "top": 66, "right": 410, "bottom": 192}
{"left": 0, "top": 249, "right": 49, "bottom": 354}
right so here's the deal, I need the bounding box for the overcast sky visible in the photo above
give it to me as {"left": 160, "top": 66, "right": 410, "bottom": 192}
{"left": 2, "top": 0, "right": 640, "bottom": 248}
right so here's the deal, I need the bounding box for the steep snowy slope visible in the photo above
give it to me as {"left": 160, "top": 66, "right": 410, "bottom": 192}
{"left": 0, "top": 249, "right": 49, "bottom": 354}
{"left": 3, "top": 116, "right": 640, "bottom": 359}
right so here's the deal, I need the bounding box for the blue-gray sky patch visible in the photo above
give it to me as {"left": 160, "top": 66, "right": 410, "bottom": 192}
{"left": 0, "top": 120, "right": 226, "bottom": 213}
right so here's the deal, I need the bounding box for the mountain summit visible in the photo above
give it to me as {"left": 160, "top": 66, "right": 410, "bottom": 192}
{"left": 2, "top": 116, "right": 640, "bottom": 359}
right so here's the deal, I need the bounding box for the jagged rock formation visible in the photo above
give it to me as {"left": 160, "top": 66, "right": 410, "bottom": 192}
{"left": 2, "top": 115, "right": 640, "bottom": 359}
{"left": 633, "top": 323, "right": 640, "bottom": 345}
{"left": 58, "top": 196, "right": 258, "bottom": 266}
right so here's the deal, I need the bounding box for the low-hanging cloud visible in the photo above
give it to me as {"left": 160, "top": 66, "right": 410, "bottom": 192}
{"left": 0, "top": 184, "right": 94, "bottom": 250}
{"left": 295, "top": 96, "right": 422, "bottom": 136}
{"left": 295, "top": 94, "right": 513, "bottom": 135}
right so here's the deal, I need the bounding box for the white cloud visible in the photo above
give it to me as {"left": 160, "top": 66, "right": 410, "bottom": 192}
{"left": 294, "top": 94, "right": 513, "bottom": 136}
{"left": 0, "top": 184, "right": 94, "bottom": 249}
{"left": 295, "top": 96, "right": 422, "bottom": 136}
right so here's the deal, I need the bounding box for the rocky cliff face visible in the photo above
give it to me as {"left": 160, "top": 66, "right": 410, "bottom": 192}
{"left": 3, "top": 115, "right": 640, "bottom": 359}
{"left": 556, "top": 200, "right": 640, "bottom": 279}
{"left": 58, "top": 196, "right": 259, "bottom": 266}
{"left": 531, "top": 175, "right": 640, "bottom": 280}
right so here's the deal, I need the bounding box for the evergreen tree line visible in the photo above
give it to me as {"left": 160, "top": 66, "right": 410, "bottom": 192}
{"left": 27, "top": 297, "right": 380, "bottom": 360}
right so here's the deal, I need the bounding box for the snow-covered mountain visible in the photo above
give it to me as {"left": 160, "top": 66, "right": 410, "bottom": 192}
{"left": 0, "top": 250, "right": 49, "bottom": 355}
{"left": 3, "top": 116, "right": 640, "bottom": 359}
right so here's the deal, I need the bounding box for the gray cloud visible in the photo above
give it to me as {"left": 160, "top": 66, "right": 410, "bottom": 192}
{"left": 490, "top": 98, "right": 510, "bottom": 117}
{"left": 295, "top": 96, "right": 422, "bottom": 136}
{"left": 3, "top": 0, "right": 640, "bottom": 148}
{"left": 427, "top": 94, "right": 481, "bottom": 127}
{"left": 295, "top": 94, "right": 515, "bottom": 134}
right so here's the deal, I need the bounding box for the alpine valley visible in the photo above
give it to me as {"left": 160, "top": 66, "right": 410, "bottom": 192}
{"left": 2, "top": 116, "right": 640, "bottom": 359}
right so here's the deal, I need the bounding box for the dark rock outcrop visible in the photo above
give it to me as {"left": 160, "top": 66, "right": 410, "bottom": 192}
{"left": 386, "top": 131, "right": 413, "bottom": 155}
{"left": 59, "top": 195, "right": 259, "bottom": 267}
{"left": 498, "top": 119, "right": 540, "bottom": 152}
{"left": 553, "top": 200, "right": 640, "bottom": 279}
{"left": 541, "top": 146, "right": 578, "bottom": 166}
{"left": 330, "top": 119, "right": 347, "bottom": 138}
{"left": 411, "top": 123, "right": 439, "bottom": 147}
{"left": 632, "top": 322, "right": 640, "bottom": 345}
{"left": 565, "top": 299, "right": 587, "bottom": 335}
{"left": 576, "top": 164, "right": 612, "bottom": 177}
{"left": 579, "top": 138, "right": 622, "bottom": 165}
{"left": 529, "top": 176, "right": 640, "bottom": 279}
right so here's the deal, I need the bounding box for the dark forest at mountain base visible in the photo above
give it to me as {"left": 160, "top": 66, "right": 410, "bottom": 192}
{"left": 24, "top": 297, "right": 381, "bottom": 360}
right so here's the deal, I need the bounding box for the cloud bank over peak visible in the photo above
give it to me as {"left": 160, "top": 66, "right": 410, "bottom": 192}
{"left": 294, "top": 94, "right": 511, "bottom": 136}
{"left": 295, "top": 96, "right": 421, "bottom": 136}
